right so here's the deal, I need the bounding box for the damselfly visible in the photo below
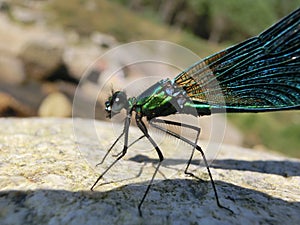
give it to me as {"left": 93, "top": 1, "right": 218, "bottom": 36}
{"left": 91, "top": 8, "right": 300, "bottom": 216}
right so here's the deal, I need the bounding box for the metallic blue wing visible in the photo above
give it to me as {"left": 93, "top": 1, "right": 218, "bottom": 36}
{"left": 175, "top": 8, "right": 300, "bottom": 114}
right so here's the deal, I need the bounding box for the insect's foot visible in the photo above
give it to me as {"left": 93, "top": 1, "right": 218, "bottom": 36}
{"left": 185, "top": 171, "right": 202, "bottom": 181}
{"left": 138, "top": 205, "right": 143, "bottom": 217}
{"left": 218, "top": 203, "right": 234, "bottom": 214}
{"left": 112, "top": 151, "right": 123, "bottom": 158}
{"left": 95, "top": 162, "right": 103, "bottom": 167}
{"left": 185, "top": 172, "right": 194, "bottom": 176}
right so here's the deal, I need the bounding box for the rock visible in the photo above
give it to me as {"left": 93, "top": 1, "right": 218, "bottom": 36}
{"left": 0, "top": 80, "right": 47, "bottom": 115}
{"left": 11, "top": 6, "right": 43, "bottom": 24}
{"left": 0, "top": 92, "right": 35, "bottom": 117}
{"left": 0, "top": 12, "right": 66, "bottom": 56}
{"left": 0, "top": 15, "right": 28, "bottom": 55}
{"left": 0, "top": 118, "right": 299, "bottom": 224}
{"left": 90, "top": 31, "right": 117, "bottom": 48}
{"left": 38, "top": 92, "right": 72, "bottom": 117}
{"left": 0, "top": 80, "right": 77, "bottom": 118}
{"left": 0, "top": 54, "right": 26, "bottom": 84}
{"left": 19, "top": 40, "right": 64, "bottom": 80}
{"left": 63, "top": 44, "right": 103, "bottom": 80}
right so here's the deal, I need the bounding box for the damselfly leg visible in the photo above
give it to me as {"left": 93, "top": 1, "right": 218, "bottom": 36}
{"left": 91, "top": 114, "right": 131, "bottom": 189}
{"left": 135, "top": 115, "right": 164, "bottom": 217}
{"left": 91, "top": 113, "right": 165, "bottom": 217}
{"left": 149, "top": 118, "right": 233, "bottom": 213}
{"left": 113, "top": 134, "right": 146, "bottom": 158}
{"left": 149, "top": 118, "right": 201, "bottom": 177}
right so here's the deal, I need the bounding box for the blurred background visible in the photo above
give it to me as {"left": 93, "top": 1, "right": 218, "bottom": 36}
{"left": 0, "top": 0, "right": 299, "bottom": 158}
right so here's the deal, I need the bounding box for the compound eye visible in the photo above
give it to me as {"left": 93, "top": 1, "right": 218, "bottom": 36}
{"left": 110, "top": 91, "right": 128, "bottom": 115}
{"left": 111, "top": 96, "right": 125, "bottom": 113}
{"left": 105, "top": 100, "right": 111, "bottom": 112}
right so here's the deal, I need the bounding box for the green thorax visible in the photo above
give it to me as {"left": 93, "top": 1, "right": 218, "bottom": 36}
{"left": 130, "top": 79, "right": 211, "bottom": 120}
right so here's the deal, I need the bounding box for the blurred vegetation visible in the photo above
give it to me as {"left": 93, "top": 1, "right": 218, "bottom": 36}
{"left": 228, "top": 112, "right": 300, "bottom": 158}
{"left": 46, "top": 0, "right": 221, "bottom": 57}
{"left": 113, "top": 0, "right": 300, "bottom": 43}
{"left": 44, "top": 0, "right": 299, "bottom": 157}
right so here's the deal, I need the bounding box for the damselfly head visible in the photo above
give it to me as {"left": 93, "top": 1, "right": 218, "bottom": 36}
{"left": 105, "top": 91, "right": 129, "bottom": 118}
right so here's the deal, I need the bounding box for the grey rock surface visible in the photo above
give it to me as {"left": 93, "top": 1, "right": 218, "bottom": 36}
{"left": 0, "top": 118, "right": 299, "bottom": 225}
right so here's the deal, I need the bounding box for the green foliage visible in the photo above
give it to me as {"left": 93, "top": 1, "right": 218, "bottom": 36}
{"left": 228, "top": 112, "right": 300, "bottom": 158}
{"left": 46, "top": 0, "right": 221, "bottom": 56}
{"left": 113, "top": 0, "right": 300, "bottom": 43}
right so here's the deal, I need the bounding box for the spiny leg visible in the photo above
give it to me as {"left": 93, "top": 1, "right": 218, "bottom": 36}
{"left": 113, "top": 134, "right": 146, "bottom": 158}
{"left": 128, "top": 135, "right": 146, "bottom": 148}
{"left": 135, "top": 116, "right": 164, "bottom": 217}
{"left": 149, "top": 119, "right": 233, "bottom": 213}
{"left": 97, "top": 135, "right": 148, "bottom": 186}
{"left": 96, "top": 131, "right": 125, "bottom": 166}
{"left": 150, "top": 118, "right": 201, "bottom": 177}
{"left": 91, "top": 114, "right": 131, "bottom": 190}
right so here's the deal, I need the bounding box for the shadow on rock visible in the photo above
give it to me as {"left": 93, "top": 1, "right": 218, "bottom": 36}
{"left": 129, "top": 154, "right": 300, "bottom": 177}
{"left": 0, "top": 178, "right": 299, "bottom": 225}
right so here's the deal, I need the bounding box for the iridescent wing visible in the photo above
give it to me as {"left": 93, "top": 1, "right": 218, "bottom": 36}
{"left": 174, "top": 8, "right": 300, "bottom": 114}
